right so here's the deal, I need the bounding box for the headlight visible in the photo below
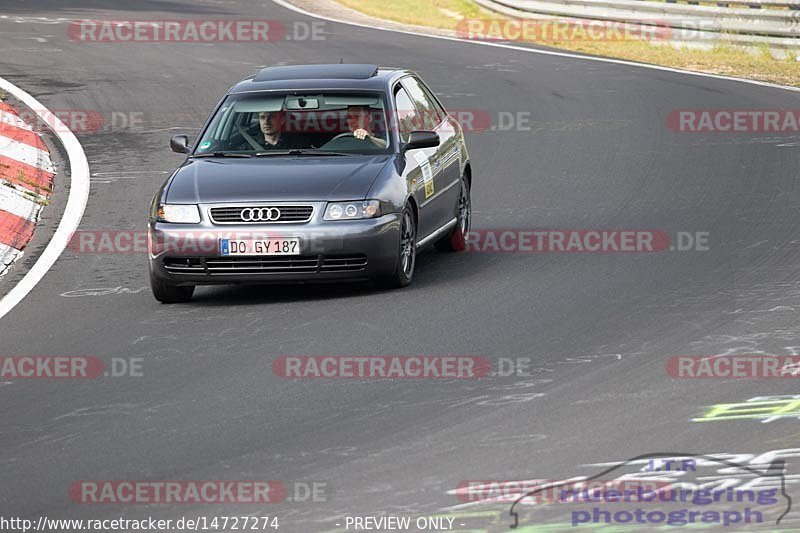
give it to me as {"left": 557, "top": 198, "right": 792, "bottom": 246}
{"left": 324, "top": 200, "right": 382, "bottom": 221}
{"left": 156, "top": 204, "right": 201, "bottom": 224}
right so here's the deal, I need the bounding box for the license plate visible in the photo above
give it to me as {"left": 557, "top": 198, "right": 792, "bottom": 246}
{"left": 220, "top": 238, "right": 301, "bottom": 256}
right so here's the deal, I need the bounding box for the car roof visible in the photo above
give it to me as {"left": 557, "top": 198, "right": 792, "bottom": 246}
{"left": 229, "top": 64, "right": 412, "bottom": 94}
{"left": 254, "top": 64, "right": 379, "bottom": 82}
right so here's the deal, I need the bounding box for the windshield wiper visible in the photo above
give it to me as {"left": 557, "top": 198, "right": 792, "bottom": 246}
{"left": 254, "top": 150, "right": 350, "bottom": 157}
{"left": 192, "top": 151, "right": 253, "bottom": 158}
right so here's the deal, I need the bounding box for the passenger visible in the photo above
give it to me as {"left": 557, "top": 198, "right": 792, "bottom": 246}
{"left": 231, "top": 111, "right": 298, "bottom": 151}
{"left": 258, "top": 111, "right": 294, "bottom": 149}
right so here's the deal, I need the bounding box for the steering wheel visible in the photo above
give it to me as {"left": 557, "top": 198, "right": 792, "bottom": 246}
{"left": 320, "top": 132, "right": 366, "bottom": 151}
{"left": 329, "top": 133, "right": 356, "bottom": 141}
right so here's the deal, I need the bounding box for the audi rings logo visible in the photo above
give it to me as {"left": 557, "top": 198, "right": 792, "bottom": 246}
{"left": 240, "top": 207, "right": 282, "bottom": 222}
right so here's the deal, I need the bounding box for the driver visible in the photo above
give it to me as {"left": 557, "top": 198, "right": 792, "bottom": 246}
{"left": 346, "top": 105, "right": 387, "bottom": 148}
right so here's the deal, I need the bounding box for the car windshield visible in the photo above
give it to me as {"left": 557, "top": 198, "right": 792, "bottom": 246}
{"left": 193, "top": 92, "right": 392, "bottom": 156}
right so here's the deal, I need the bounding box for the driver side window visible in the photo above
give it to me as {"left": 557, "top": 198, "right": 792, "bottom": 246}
{"left": 394, "top": 86, "right": 419, "bottom": 144}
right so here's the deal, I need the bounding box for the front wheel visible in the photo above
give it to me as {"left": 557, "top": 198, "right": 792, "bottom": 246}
{"left": 376, "top": 205, "right": 416, "bottom": 289}
{"left": 436, "top": 176, "right": 471, "bottom": 252}
{"left": 150, "top": 274, "right": 194, "bottom": 303}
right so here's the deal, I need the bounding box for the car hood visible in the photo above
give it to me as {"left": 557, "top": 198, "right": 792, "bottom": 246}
{"left": 165, "top": 155, "right": 393, "bottom": 203}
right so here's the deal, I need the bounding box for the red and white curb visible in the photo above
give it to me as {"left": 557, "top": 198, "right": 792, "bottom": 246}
{"left": 0, "top": 77, "right": 89, "bottom": 322}
{"left": 0, "top": 101, "right": 55, "bottom": 277}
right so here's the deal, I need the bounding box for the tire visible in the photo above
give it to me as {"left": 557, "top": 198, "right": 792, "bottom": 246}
{"left": 376, "top": 204, "right": 417, "bottom": 289}
{"left": 150, "top": 274, "right": 194, "bottom": 303}
{"left": 435, "top": 176, "right": 471, "bottom": 252}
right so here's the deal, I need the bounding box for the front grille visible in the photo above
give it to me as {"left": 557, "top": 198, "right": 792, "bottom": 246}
{"left": 163, "top": 255, "right": 368, "bottom": 276}
{"left": 205, "top": 256, "right": 319, "bottom": 275}
{"left": 164, "top": 257, "right": 204, "bottom": 274}
{"left": 321, "top": 255, "right": 368, "bottom": 272}
{"left": 209, "top": 205, "right": 313, "bottom": 224}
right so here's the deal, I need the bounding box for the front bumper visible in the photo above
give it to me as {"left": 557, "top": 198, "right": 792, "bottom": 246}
{"left": 148, "top": 211, "right": 401, "bottom": 285}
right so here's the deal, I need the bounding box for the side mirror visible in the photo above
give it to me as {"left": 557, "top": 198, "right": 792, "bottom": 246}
{"left": 170, "top": 134, "right": 190, "bottom": 154}
{"left": 403, "top": 131, "right": 439, "bottom": 153}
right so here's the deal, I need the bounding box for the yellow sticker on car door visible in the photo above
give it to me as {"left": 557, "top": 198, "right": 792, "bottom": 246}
{"left": 412, "top": 151, "right": 434, "bottom": 199}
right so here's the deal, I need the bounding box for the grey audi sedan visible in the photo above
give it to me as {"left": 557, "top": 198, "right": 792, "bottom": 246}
{"left": 148, "top": 64, "right": 472, "bottom": 303}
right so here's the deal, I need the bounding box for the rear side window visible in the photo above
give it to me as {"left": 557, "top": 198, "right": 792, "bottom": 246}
{"left": 401, "top": 77, "right": 444, "bottom": 130}
{"left": 394, "top": 86, "right": 419, "bottom": 143}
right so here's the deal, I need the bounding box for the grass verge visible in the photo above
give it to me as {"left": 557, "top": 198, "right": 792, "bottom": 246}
{"left": 335, "top": 0, "right": 800, "bottom": 87}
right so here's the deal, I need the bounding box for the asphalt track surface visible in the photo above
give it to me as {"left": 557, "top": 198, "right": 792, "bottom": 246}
{"left": 1, "top": 1, "right": 800, "bottom": 531}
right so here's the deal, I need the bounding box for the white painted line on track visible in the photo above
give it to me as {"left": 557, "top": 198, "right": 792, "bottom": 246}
{"left": 272, "top": 0, "right": 800, "bottom": 94}
{"left": 0, "top": 77, "right": 90, "bottom": 321}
